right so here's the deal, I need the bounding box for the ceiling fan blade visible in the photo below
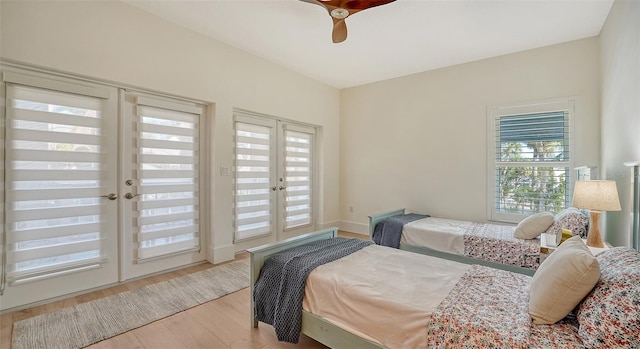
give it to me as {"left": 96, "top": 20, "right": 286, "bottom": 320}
{"left": 332, "top": 19, "right": 347, "bottom": 43}
{"left": 298, "top": 0, "right": 396, "bottom": 43}
{"left": 325, "top": 0, "right": 396, "bottom": 11}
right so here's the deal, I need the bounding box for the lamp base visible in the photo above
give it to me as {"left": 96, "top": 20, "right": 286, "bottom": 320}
{"left": 586, "top": 210, "right": 605, "bottom": 248}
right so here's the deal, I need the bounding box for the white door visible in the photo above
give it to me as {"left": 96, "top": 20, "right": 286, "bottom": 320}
{"left": 233, "top": 111, "right": 316, "bottom": 250}
{"left": 120, "top": 92, "right": 206, "bottom": 279}
{"left": 1, "top": 70, "right": 119, "bottom": 310}
{"left": 233, "top": 114, "right": 278, "bottom": 249}
{"left": 277, "top": 123, "right": 316, "bottom": 240}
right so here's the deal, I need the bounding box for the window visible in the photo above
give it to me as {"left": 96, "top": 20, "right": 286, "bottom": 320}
{"left": 488, "top": 99, "right": 574, "bottom": 223}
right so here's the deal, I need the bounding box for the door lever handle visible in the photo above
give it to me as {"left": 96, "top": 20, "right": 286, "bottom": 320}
{"left": 279, "top": 186, "right": 286, "bottom": 191}
{"left": 100, "top": 193, "right": 118, "bottom": 200}
{"left": 124, "top": 192, "right": 142, "bottom": 200}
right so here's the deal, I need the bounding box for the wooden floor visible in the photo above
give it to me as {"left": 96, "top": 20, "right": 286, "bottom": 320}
{"left": 0, "top": 231, "right": 366, "bottom": 349}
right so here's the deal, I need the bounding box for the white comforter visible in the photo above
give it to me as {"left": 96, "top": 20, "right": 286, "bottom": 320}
{"left": 302, "top": 245, "right": 471, "bottom": 349}
{"left": 401, "top": 217, "right": 473, "bottom": 254}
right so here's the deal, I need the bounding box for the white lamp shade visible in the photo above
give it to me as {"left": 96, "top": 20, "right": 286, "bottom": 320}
{"left": 572, "top": 180, "right": 622, "bottom": 211}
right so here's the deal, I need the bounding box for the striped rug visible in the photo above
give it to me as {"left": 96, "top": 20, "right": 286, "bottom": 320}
{"left": 11, "top": 258, "right": 250, "bottom": 349}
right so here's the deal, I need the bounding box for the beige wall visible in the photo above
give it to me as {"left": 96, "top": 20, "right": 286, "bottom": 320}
{"left": 600, "top": 0, "right": 640, "bottom": 246}
{"left": 0, "top": 1, "right": 341, "bottom": 262}
{"left": 340, "top": 38, "right": 602, "bottom": 234}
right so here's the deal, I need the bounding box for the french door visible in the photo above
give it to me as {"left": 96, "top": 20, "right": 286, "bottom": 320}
{"left": 120, "top": 92, "right": 206, "bottom": 279}
{"left": 1, "top": 70, "right": 119, "bottom": 310}
{"left": 233, "top": 111, "right": 317, "bottom": 250}
{"left": 1, "top": 68, "right": 207, "bottom": 310}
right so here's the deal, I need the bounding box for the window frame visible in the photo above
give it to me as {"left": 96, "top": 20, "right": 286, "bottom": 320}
{"left": 487, "top": 98, "right": 576, "bottom": 223}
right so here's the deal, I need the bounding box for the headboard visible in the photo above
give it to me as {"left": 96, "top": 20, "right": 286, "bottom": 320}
{"left": 367, "top": 209, "right": 406, "bottom": 238}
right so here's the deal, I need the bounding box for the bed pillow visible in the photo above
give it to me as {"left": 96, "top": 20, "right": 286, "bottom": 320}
{"left": 514, "top": 212, "right": 554, "bottom": 239}
{"left": 576, "top": 247, "right": 640, "bottom": 348}
{"left": 529, "top": 236, "right": 600, "bottom": 324}
{"left": 544, "top": 208, "right": 590, "bottom": 238}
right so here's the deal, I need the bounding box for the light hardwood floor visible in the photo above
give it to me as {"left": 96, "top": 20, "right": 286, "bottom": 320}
{"left": 1, "top": 231, "right": 367, "bottom": 349}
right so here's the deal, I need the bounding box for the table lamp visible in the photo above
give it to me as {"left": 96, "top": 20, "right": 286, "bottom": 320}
{"left": 571, "top": 180, "right": 621, "bottom": 248}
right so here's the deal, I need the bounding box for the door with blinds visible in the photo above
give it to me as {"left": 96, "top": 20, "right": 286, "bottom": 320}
{"left": 233, "top": 111, "right": 316, "bottom": 250}
{"left": 277, "top": 123, "right": 316, "bottom": 239}
{"left": 1, "top": 71, "right": 119, "bottom": 310}
{"left": 120, "top": 92, "right": 206, "bottom": 279}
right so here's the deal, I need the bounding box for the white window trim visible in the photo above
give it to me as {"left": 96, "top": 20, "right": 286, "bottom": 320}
{"left": 487, "top": 98, "right": 576, "bottom": 223}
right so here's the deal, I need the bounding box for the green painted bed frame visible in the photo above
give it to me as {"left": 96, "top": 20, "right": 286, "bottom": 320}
{"left": 248, "top": 228, "right": 385, "bottom": 349}
{"left": 368, "top": 209, "right": 536, "bottom": 276}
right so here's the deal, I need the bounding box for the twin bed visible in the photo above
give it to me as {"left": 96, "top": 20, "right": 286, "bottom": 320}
{"left": 249, "top": 227, "right": 640, "bottom": 349}
{"left": 368, "top": 208, "right": 590, "bottom": 275}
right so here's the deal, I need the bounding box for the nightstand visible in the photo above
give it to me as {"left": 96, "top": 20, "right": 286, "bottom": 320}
{"left": 539, "top": 233, "right": 609, "bottom": 263}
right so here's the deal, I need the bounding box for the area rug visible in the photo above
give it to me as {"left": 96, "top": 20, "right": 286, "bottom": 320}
{"left": 11, "top": 258, "right": 250, "bottom": 349}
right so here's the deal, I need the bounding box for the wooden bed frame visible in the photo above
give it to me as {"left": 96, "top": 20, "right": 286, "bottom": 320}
{"left": 368, "top": 209, "right": 536, "bottom": 276}
{"left": 247, "top": 228, "right": 384, "bottom": 349}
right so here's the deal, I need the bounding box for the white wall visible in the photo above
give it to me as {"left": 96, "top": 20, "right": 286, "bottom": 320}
{"left": 0, "top": 1, "right": 341, "bottom": 262}
{"left": 340, "top": 38, "right": 601, "bottom": 234}
{"left": 600, "top": 0, "right": 640, "bottom": 247}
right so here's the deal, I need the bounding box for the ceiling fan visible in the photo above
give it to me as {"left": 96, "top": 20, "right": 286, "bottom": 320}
{"left": 300, "top": 0, "right": 396, "bottom": 43}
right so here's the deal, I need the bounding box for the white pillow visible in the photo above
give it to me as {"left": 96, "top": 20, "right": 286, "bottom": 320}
{"left": 514, "top": 212, "right": 554, "bottom": 239}
{"left": 529, "top": 236, "right": 600, "bottom": 324}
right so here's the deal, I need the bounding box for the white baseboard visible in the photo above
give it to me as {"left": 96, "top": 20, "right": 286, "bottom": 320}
{"left": 318, "top": 221, "right": 340, "bottom": 230}
{"left": 208, "top": 244, "right": 235, "bottom": 264}
{"left": 338, "top": 220, "right": 369, "bottom": 236}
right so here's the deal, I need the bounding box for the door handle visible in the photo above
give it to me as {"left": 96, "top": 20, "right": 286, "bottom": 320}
{"left": 279, "top": 186, "right": 286, "bottom": 191}
{"left": 124, "top": 193, "right": 142, "bottom": 200}
{"left": 100, "top": 193, "right": 118, "bottom": 200}
{"left": 271, "top": 186, "right": 277, "bottom": 191}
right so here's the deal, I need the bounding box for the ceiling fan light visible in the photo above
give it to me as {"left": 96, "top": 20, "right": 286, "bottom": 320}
{"left": 330, "top": 8, "right": 349, "bottom": 19}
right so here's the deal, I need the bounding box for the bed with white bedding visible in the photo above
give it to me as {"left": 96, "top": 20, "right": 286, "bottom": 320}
{"left": 303, "top": 243, "right": 470, "bottom": 348}
{"left": 368, "top": 208, "right": 590, "bottom": 275}
{"left": 249, "top": 228, "right": 640, "bottom": 349}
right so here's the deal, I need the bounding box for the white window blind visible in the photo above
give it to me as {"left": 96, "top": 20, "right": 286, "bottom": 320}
{"left": 4, "top": 82, "right": 110, "bottom": 282}
{"left": 492, "top": 105, "right": 572, "bottom": 219}
{"left": 233, "top": 121, "right": 273, "bottom": 241}
{"left": 283, "top": 127, "right": 314, "bottom": 230}
{"left": 134, "top": 97, "right": 202, "bottom": 261}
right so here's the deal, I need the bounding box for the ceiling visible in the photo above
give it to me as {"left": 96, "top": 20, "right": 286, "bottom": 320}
{"left": 124, "top": 0, "right": 614, "bottom": 89}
